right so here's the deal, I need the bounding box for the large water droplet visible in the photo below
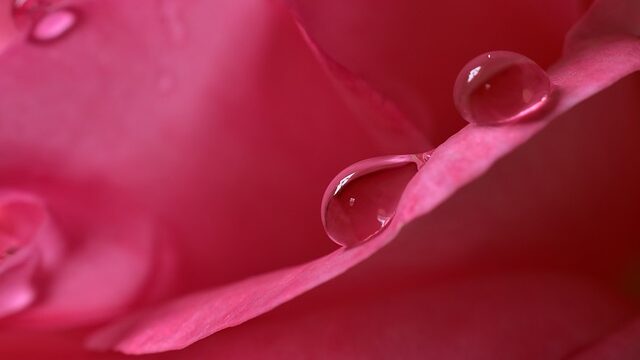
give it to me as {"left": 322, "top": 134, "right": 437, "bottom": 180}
{"left": 453, "top": 51, "right": 551, "bottom": 125}
{"left": 321, "top": 152, "right": 430, "bottom": 247}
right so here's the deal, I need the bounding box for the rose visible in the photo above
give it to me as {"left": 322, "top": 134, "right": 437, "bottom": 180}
{"left": 0, "top": 0, "right": 639, "bottom": 358}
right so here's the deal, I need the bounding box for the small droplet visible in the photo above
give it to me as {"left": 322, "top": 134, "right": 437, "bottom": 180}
{"left": 11, "top": 0, "right": 79, "bottom": 43}
{"left": 321, "top": 152, "right": 430, "bottom": 247}
{"left": 30, "top": 8, "right": 77, "bottom": 42}
{"left": 453, "top": 51, "right": 551, "bottom": 125}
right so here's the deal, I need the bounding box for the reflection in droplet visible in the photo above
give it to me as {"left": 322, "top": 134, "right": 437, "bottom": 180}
{"left": 321, "top": 152, "right": 431, "bottom": 247}
{"left": 453, "top": 51, "right": 551, "bottom": 125}
{"left": 30, "top": 8, "right": 77, "bottom": 42}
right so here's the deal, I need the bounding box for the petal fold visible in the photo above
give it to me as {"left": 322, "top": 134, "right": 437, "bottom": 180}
{"left": 286, "top": 0, "right": 582, "bottom": 143}
{"left": 87, "top": 2, "right": 640, "bottom": 354}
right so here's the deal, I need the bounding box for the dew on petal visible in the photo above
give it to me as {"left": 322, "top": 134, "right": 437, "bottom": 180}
{"left": 453, "top": 51, "right": 551, "bottom": 125}
{"left": 29, "top": 8, "right": 77, "bottom": 42}
{"left": 321, "top": 152, "right": 430, "bottom": 247}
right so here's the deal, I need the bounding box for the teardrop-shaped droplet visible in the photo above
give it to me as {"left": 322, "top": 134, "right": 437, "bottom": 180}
{"left": 453, "top": 51, "right": 551, "bottom": 125}
{"left": 321, "top": 152, "right": 431, "bottom": 247}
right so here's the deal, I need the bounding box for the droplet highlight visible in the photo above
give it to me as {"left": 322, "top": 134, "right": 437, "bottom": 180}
{"left": 453, "top": 51, "right": 551, "bottom": 125}
{"left": 30, "top": 8, "right": 77, "bottom": 42}
{"left": 12, "top": 1, "right": 78, "bottom": 43}
{"left": 321, "top": 152, "right": 430, "bottom": 247}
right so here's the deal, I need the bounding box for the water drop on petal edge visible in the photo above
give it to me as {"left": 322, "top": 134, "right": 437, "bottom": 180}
{"left": 453, "top": 51, "right": 551, "bottom": 125}
{"left": 321, "top": 152, "right": 431, "bottom": 247}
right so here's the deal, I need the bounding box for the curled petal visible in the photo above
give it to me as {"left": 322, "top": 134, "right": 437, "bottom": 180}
{"left": 0, "top": 262, "right": 36, "bottom": 318}
{"left": 88, "top": 0, "right": 640, "bottom": 353}
{"left": 0, "top": 192, "right": 55, "bottom": 318}
{"left": 3, "top": 180, "right": 164, "bottom": 328}
{"left": 0, "top": 0, "right": 423, "bottom": 301}
{"left": 87, "top": 244, "right": 384, "bottom": 353}
{"left": 15, "top": 218, "right": 158, "bottom": 327}
{"left": 566, "top": 0, "right": 640, "bottom": 53}
{"left": 285, "top": 0, "right": 582, "bottom": 143}
{"left": 169, "top": 274, "right": 630, "bottom": 359}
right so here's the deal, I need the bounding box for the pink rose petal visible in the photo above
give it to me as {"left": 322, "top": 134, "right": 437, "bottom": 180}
{"left": 87, "top": 240, "right": 385, "bottom": 353}
{"left": 0, "top": 179, "right": 164, "bottom": 328}
{"left": 89, "top": 39, "right": 640, "bottom": 359}
{"left": 91, "top": 0, "right": 640, "bottom": 355}
{"left": 567, "top": 0, "right": 640, "bottom": 53}
{"left": 167, "top": 273, "right": 631, "bottom": 359}
{"left": 0, "top": 192, "right": 51, "bottom": 318}
{"left": 14, "top": 71, "right": 640, "bottom": 357}
{"left": 2, "top": 0, "right": 639, "bottom": 356}
{"left": 285, "top": 0, "right": 582, "bottom": 144}
{"left": 0, "top": 264, "right": 36, "bottom": 319}
{"left": 567, "top": 318, "right": 640, "bottom": 360}
{"left": 13, "top": 216, "right": 157, "bottom": 327}
{"left": 0, "top": 0, "right": 20, "bottom": 54}
{"left": 0, "top": 0, "right": 424, "bottom": 302}
{"left": 156, "top": 70, "right": 640, "bottom": 358}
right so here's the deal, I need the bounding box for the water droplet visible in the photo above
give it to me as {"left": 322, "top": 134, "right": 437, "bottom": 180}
{"left": 11, "top": 1, "right": 78, "bottom": 43}
{"left": 453, "top": 51, "right": 551, "bottom": 125}
{"left": 30, "top": 8, "right": 77, "bottom": 42}
{"left": 321, "top": 152, "right": 431, "bottom": 247}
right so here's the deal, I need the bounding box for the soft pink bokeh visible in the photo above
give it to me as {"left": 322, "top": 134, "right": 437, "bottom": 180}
{"left": 0, "top": 0, "right": 639, "bottom": 358}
